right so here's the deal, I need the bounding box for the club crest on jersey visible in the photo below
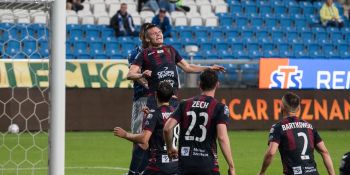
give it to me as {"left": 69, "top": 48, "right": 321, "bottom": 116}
{"left": 181, "top": 147, "right": 190, "bottom": 156}
{"left": 269, "top": 66, "right": 303, "bottom": 89}
{"left": 148, "top": 51, "right": 155, "bottom": 56}
{"left": 292, "top": 166, "right": 302, "bottom": 174}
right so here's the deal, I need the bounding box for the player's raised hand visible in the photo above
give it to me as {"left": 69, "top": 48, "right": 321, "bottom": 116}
{"left": 142, "top": 70, "right": 152, "bottom": 77}
{"left": 167, "top": 147, "right": 178, "bottom": 160}
{"left": 142, "top": 107, "right": 150, "bottom": 115}
{"left": 210, "top": 65, "right": 225, "bottom": 72}
{"left": 113, "top": 127, "right": 127, "bottom": 138}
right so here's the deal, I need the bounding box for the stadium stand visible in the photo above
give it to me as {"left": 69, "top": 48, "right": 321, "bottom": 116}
{"left": 0, "top": 0, "right": 349, "bottom": 61}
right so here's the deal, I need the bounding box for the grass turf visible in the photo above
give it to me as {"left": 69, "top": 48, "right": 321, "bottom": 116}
{"left": 0, "top": 131, "right": 349, "bottom": 175}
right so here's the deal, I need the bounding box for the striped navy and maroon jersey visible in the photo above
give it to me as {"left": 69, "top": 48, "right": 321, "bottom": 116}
{"left": 170, "top": 95, "right": 230, "bottom": 174}
{"left": 132, "top": 45, "right": 183, "bottom": 94}
{"left": 143, "top": 105, "right": 178, "bottom": 174}
{"left": 269, "top": 116, "right": 322, "bottom": 175}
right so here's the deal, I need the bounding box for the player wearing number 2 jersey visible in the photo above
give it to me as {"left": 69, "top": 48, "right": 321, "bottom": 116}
{"left": 164, "top": 69, "right": 236, "bottom": 175}
{"left": 258, "top": 92, "right": 335, "bottom": 175}
{"left": 114, "top": 82, "right": 178, "bottom": 175}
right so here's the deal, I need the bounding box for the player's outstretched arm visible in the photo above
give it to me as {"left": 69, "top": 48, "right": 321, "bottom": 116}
{"left": 177, "top": 59, "right": 225, "bottom": 73}
{"left": 114, "top": 127, "right": 152, "bottom": 145}
{"left": 315, "top": 141, "right": 335, "bottom": 175}
{"left": 127, "top": 65, "right": 152, "bottom": 80}
{"left": 163, "top": 118, "right": 178, "bottom": 159}
{"left": 217, "top": 124, "right": 236, "bottom": 175}
{"left": 258, "top": 142, "right": 279, "bottom": 175}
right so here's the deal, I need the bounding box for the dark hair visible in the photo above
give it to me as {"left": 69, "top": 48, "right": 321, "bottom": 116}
{"left": 282, "top": 92, "right": 300, "bottom": 112}
{"left": 199, "top": 69, "right": 218, "bottom": 91}
{"left": 140, "top": 22, "right": 152, "bottom": 48}
{"left": 144, "top": 23, "right": 158, "bottom": 38}
{"left": 156, "top": 81, "right": 174, "bottom": 103}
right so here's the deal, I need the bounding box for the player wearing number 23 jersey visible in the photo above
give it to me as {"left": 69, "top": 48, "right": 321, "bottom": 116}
{"left": 258, "top": 92, "right": 335, "bottom": 175}
{"left": 164, "top": 69, "right": 236, "bottom": 175}
{"left": 170, "top": 95, "right": 229, "bottom": 174}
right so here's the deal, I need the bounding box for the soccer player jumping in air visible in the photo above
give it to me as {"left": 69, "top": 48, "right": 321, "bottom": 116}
{"left": 114, "top": 81, "right": 179, "bottom": 175}
{"left": 127, "top": 24, "right": 225, "bottom": 110}
{"left": 163, "top": 69, "right": 236, "bottom": 175}
{"left": 258, "top": 92, "right": 335, "bottom": 175}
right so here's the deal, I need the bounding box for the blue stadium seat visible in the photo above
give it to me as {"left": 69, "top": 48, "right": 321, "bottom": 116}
{"left": 292, "top": 43, "right": 305, "bottom": 53}
{"left": 248, "top": 50, "right": 263, "bottom": 59}
{"left": 264, "top": 16, "right": 277, "bottom": 27}
{"left": 270, "top": 29, "right": 284, "bottom": 40}
{"left": 220, "top": 16, "right": 233, "bottom": 26}
{"left": 231, "top": 42, "right": 244, "bottom": 53}
{"left": 209, "top": 28, "right": 224, "bottom": 39}
{"left": 322, "top": 43, "right": 334, "bottom": 53}
{"left": 340, "top": 51, "right": 350, "bottom": 58}
{"left": 261, "top": 42, "right": 274, "bottom": 51}
{"left": 246, "top": 42, "right": 259, "bottom": 52}
{"left": 203, "top": 50, "right": 218, "bottom": 59}
{"left": 276, "top": 43, "right": 289, "bottom": 53}
{"left": 192, "top": 27, "right": 208, "bottom": 39}
{"left": 300, "top": 31, "right": 313, "bottom": 42}
{"left": 309, "top": 50, "right": 324, "bottom": 58}
{"left": 258, "top": 37, "right": 273, "bottom": 44}
{"left": 5, "top": 40, "right": 20, "bottom": 57}
{"left": 294, "top": 18, "right": 307, "bottom": 28}
{"left": 171, "top": 42, "right": 182, "bottom": 51}
{"left": 259, "top": 5, "right": 272, "bottom": 15}
{"left": 84, "top": 25, "right": 101, "bottom": 41}
{"left": 89, "top": 42, "right": 104, "bottom": 58}
{"left": 241, "top": 29, "right": 254, "bottom": 38}
{"left": 218, "top": 50, "right": 232, "bottom": 59}
{"left": 288, "top": 4, "right": 301, "bottom": 14}
{"left": 279, "top": 16, "right": 292, "bottom": 28}
{"left": 324, "top": 50, "right": 339, "bottom": 58}
{"left": 235, "top": 17, "right": 248, "bottom": 27}
{"left": 101, "top": 28, "right": 114, "bottom": 39}
{"left": 215, "top": 40, "right": 229, "bottom": 51}
{"left": 250, "top": 16, "right": 263, "bottom": 27}
{"left": 255, "top": 30, "right": 268, "bottom": 40}
{"left": 29, "top": 53, "right": 41, "bottom": 59}
{"left": 338, "top": 43, "right": 349, "bottom": 53}
{"left": 263, "top": 50, "right": 279, "bottom": 58}
{"left": 13, "top": 53, "right": 26, "bottom": 59}
{"left": 330, "top": 32, "right": 343, "bottom": 42}
{"left": 73, "top": 41, "right": 88, "bottom": 57}
{"left": 314, "top": 32, "right": 328, "bottom": 42}
{"left": 225, "top": 29, "right": 239, "bottom": 39}
{"left": 230, "top": 4, "right": 243, "bottom": 15}
{"left": 244, "top": 5, "right": 257, "bottom": 14}
{"left": 300, "top": 1, "right": 314, "bottom": 15}
{"left": 274, "top": 5, "right": 286, "bottom": 14}
{"left": 307, "top": 43, "right": 320, "bottom": 53}
{"left": 313, "top": 2, "right": 323, "bottom": 11}
{"left": 177, "top": 26, "right": 193, "bottom": 39}
{"left": 69, "top": 26, "right": 83, "bottom": 41}
{"left": 280, "top": 50, "right": 294, "bottom": 57}
{"left": 22, "top": 39, "right": 37, "bottom": 56}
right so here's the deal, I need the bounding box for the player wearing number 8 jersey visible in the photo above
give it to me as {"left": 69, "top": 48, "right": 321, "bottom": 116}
{"left": 114, "top": 82, "right": 178, "bottom": 175}
{"left": 164, "top": 69, "right": 236, "bottom": 175}
{"left": 258, "top": 92, "right": 335, "bottom": 175}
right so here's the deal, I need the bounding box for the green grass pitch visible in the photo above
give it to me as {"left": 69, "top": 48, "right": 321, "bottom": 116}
{"left": 1, "top": 131, "right": 349, "bottom": 175}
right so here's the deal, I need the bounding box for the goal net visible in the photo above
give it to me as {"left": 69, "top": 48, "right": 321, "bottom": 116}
{"left": 0, "top": 1, "right": 53, "bottom": 174}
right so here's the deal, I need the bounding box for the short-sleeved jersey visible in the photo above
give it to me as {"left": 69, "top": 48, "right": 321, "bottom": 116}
{"left": 132, "top": 45, "right": 183, "bottom": 94}
{"left": 143, "top": 105, "right": 178, "bottom": 174}
{"left": 128, "top": 46, "right": 149, "bottom": 101}
{"left": 340, "top": 152, "right": 350, "bottom": 175}
{"left": 268, "top": 116, "right": 322, "bottom": 175}
{"left": 170, "top": 95, "right": 230, "bottom": 174}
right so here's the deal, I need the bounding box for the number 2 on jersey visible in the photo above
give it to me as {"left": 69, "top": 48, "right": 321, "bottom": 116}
{"left": 185, "top": 111, "right": 208, "bottom": 142}
{"left": 297, "top": 132, "right": 310, "bottom": 160}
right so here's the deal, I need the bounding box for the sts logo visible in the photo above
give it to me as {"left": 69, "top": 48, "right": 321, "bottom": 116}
{"left": 269, "top": 66, "right": 303, "bottom": 89}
